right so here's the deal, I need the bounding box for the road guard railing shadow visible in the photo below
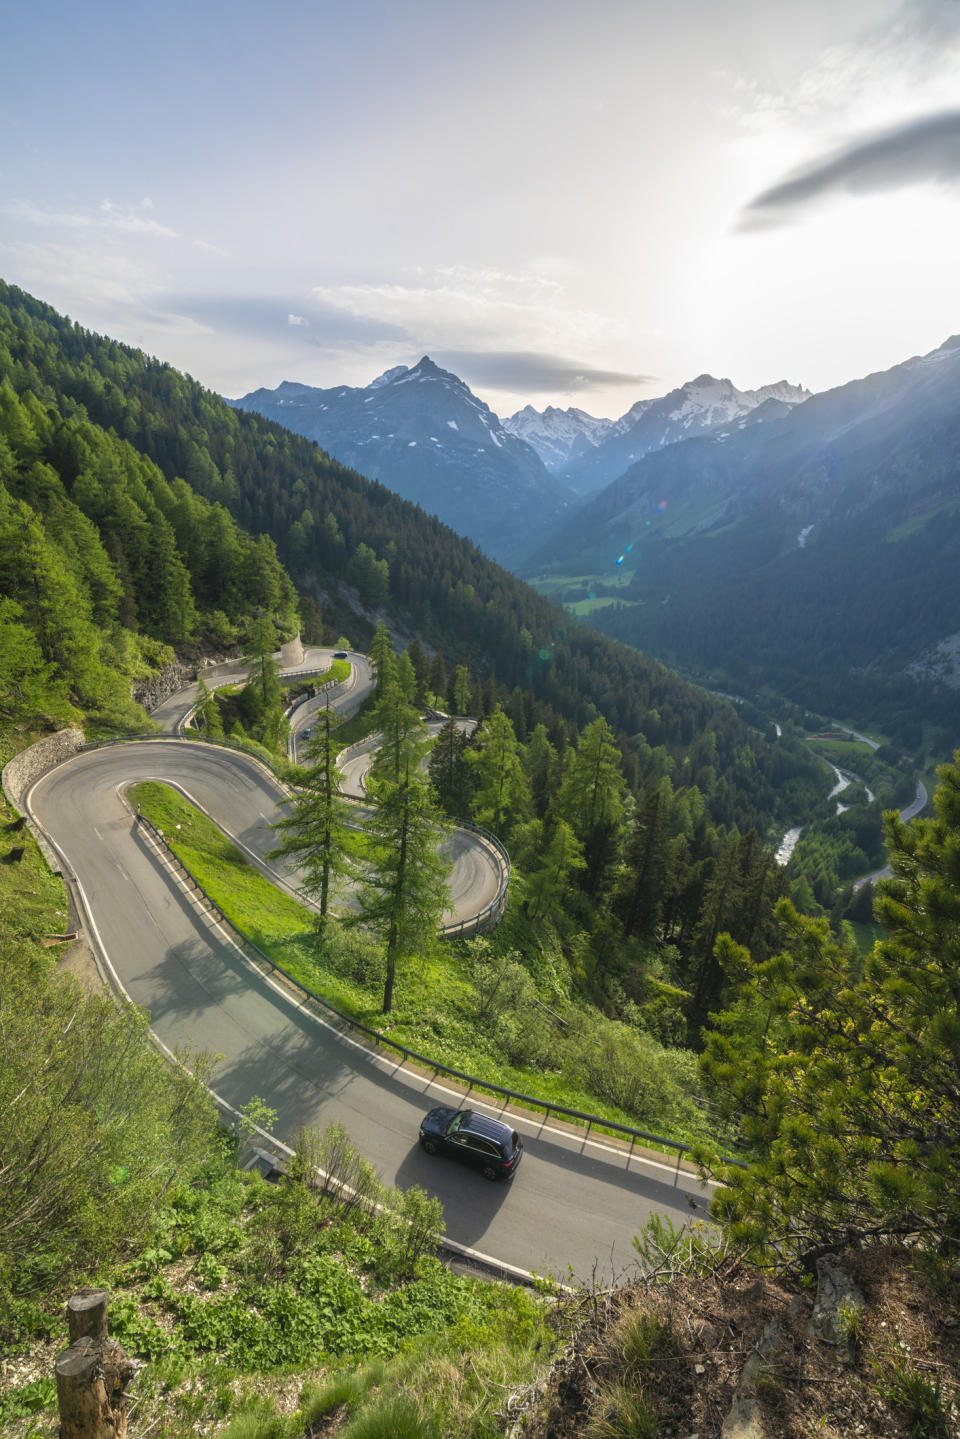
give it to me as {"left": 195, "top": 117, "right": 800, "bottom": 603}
{"left": 135, "top": 806, "right": 744, "bottom": 1173}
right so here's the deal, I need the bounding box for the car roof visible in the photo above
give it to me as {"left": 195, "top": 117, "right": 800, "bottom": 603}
{"left": 460, "top": 1111, "right": 514, "bottom": 1144}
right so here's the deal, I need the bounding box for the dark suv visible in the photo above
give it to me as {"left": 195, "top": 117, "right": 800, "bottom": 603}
{"left": 419, "top": 1106, "right": 523, "bottom": 1180}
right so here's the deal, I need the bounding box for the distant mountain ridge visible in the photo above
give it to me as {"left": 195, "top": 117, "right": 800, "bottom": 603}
{"left": 501, "top": 404, "right": 614, "bottom": 473}
{"left": 524, "top": 334, "right": 960, "bottom": 740}
{"left": 557, "top": 374, "right": 811, "bottom": 495}
{"left": 232, "top": 358, "right": 575, "bottom": 564}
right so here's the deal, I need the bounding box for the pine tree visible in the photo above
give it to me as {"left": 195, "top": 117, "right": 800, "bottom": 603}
{"left": 616, "top": 785, "right": 673, "bottom": 940}
{"left": 427, "top": 717, "right": 473, "bottom": 817}
{"left": 700, "top": 751, "right": 960, "bottom": 1269}
{"left": 270, "top": 706, "right": 357, "bottom": 931}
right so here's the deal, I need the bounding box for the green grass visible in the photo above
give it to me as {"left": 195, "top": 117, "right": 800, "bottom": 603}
{"left": 886, "top": 499, "right": 960, "bottom": 543}
{"left": 1, "top": 1136, "right": 553, "bottom": 1439}
{"left": 129, "top": 782, "right": 723, "bottom": 1152}
{"left": 566, "top": 597, "right": 639, "bottom": 617}
{"left": 0, "top": 784, "right": 69, "bottom": 936}
{"left": 808, "top": 736, "right": 878, "bottom": 767}
{"left": 330, "top": 697, "right": 380, "bottom": 756}
{"left": 281, "top": 657, "right": 350, "bottom": 694}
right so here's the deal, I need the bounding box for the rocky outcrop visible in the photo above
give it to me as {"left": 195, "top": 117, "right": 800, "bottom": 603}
{"left": 721, "top": 1317, "right": 788, "bottom": 1439}
{"left": 132, "top": 662, "right": 195, "bottom": 713}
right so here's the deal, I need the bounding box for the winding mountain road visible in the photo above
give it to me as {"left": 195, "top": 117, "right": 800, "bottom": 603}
{"left": 25, "top": 650, "right": 711, "bottom": 1282}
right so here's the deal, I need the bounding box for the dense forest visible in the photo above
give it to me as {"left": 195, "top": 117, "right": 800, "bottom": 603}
{"left": 0, "top": 280, "right": 829, "bottom": 842}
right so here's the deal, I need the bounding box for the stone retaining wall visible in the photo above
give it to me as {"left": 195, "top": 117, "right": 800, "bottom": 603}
{"left": 2, "top": 728, "right": 85, "bottom": 813}
{"left": 1, "top": 728, "right": 86, "bottom": 873}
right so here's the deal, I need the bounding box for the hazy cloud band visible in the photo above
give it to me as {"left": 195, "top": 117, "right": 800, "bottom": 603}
{"left": 741, "top": 108, "right": 960, "bottom": 227}
{"left": 433, "top": 350, "right": 652, "bottom": 393}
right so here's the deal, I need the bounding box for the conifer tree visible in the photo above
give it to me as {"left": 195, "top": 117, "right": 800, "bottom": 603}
{"left": 467, "top": 705, "right": 530, "bottom": 837}
{"left": 557, "top": 717, "right": 626, "bottom": 895}
{"left": 525, "top": 819, "right": 584, "bottom": 921}
{"left": 369, "top": 680, "right": 430, "bottom": 787}
{"left": 700, "top": 751, "right": 960, "bottom": 1268}
{"left": 369, "top": 621, "right": 397, "bottom": 696}
{"left": 358, "top": 760, "right": 451, "bottom": 1014}
{"left": 193, "top": 675, "right": 224, "bottom": 739}
{"left": 427, "top": 717, "right": 473, "bottom": 817}
{"left": 270, "top": 705, "right": 356, "bottom": 932}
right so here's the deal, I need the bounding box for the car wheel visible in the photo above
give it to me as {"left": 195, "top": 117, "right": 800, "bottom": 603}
{"left": 481, "top": 1164, "right": 499, "bottom": 1181}
{"left": 421, "top": 1138, "right": 438, "bottom": 1154}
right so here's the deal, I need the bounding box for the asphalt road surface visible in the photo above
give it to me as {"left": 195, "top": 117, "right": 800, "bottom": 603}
{"left": 26, "top": 663, "right": 713, "bottom": 1282}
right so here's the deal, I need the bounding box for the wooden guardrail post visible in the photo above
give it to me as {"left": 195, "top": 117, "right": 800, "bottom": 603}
{"left": 55, "top": 1288, "right": 135, "bottom": 1438}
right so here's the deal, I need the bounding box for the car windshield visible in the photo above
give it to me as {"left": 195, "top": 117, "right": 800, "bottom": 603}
{"left": 446, "top": 1111, "right": 469, "bottom": 1136}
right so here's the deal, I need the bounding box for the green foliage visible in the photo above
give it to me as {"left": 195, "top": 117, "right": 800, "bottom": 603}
{"left": 0, "top": 896, "right": 217, "bottom": 1325}
{"left": 270, "top": 704, "right": 359, "bottom": 925}
{"left": 467, "top": 705, "right": 531, "bottom": 837}
{"left": 699, "top": 752, "right": 960, "bottom": 1268}
{"left": 875, "top": 1364, "right": 952, "bottom": 1438}
{"left": 358, "top": 697, "right": 452, "bottom": 1011}
{"left": 0, "top": 1375, "right": 57, "bottom": 1425}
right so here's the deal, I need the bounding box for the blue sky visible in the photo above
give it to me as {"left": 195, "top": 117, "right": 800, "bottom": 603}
{"left": 3, "top": 0, "right": 959, "bottom": 416}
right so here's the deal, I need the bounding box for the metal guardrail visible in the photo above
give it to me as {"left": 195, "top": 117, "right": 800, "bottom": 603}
{"left": 439, "top": 816, "right": 510, "bottom": 938}
{"left": 79, "top": 731, "right": 510, "bottom": 939}
{"left": 135, "top": 809, "right": 742, "bottom": 1168}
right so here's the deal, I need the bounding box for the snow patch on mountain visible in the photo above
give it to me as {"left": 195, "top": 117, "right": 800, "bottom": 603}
{"left": 502, "top": 404, "right": 614, "bottom": 472}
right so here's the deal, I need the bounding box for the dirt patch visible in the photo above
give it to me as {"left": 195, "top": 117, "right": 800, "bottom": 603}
{"left": 56, "top": 934, "right": 106, "bottom": 995}
{"left": 521, "top": 1247, "right": 960, "bottom": 1439}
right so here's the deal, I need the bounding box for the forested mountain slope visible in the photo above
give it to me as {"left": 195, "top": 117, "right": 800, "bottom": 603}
{"left": 0, "top": 281, "right": 820, "bottom": 840}
{"left": 0, "top": 322, "right": 298, "bottom": 732}
{"left": 525, "top": 335, "right": 960, "bottom": 748}
{"left": 232, "top": 356, "right": 574, "bottom": 564}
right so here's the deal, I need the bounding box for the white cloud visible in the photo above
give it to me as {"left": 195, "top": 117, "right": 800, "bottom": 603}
{"left": 6, "top": 197, "right": 178, "bottom": 239}
{"left": 287, "top": 313, "right": 308, "bottom": 326}
{"left": 310, "top": 264, "right": 623, "bottom": 363}
{"left": 0, "top": 238, "right": 164, "bottom": 311}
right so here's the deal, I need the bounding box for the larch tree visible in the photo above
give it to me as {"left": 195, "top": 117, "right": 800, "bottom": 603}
{"left": 556, "top": 716, "right": 626, "bottom": 895}
{"left": 358, "top": 758, "right": 451, "bottom": 1014}
{"left": 467, "top": 705, "right": 530, "bottom": 838}
{"left": 269, "top": 704, "right": 357, "bottom": 933}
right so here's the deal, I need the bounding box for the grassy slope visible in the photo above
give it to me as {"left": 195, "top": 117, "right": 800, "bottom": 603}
{"left": 130, "top": 780, "right": 721, "bottom": 1150}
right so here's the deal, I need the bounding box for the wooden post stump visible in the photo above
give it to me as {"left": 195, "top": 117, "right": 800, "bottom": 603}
{"left": 66, "top": 1288, "right": 110, "bottom": 1344}
{"left": 55, "top": 1289, "right": 134, "bottom": 1439}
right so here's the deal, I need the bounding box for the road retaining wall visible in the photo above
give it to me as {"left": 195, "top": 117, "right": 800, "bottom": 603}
{"left": 2, "top": 727, "right": 86, "bottom": 872}
{"left": 2, "top": 728, "right": 85, "bottom": 813}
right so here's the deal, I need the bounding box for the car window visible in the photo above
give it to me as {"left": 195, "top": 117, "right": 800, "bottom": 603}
{"left": 464, "top": 1137, "right": 498, "bottom": 1156}
{"left": 446, "top": 1112, "right": 467, "bottom": 1137}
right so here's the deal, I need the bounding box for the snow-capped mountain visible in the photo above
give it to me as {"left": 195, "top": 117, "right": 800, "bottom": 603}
{"left": 231, "top": 358, "right": 576, "bottom": 564}
{"left": 501, "top": 405, "right": 614, "bottom": 473}
{"left": 524, "top": 335, "right": 960, "bottom": 712}
{"left": 565, "top": 374, "right": 811, "bottom": 495}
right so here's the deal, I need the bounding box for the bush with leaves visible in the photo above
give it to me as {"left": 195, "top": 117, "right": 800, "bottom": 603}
{"left": 0, "top": 903, "right": 217, "bottom": 1327}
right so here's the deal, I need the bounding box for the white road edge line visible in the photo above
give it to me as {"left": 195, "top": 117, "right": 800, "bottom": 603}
{"left": 26, "top": 773, "right": 548, "bottom": 1287}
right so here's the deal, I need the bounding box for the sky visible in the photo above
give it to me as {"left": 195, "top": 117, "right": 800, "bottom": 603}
{"left": 3, "top": 0, "right": 960, "bottom": 419}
